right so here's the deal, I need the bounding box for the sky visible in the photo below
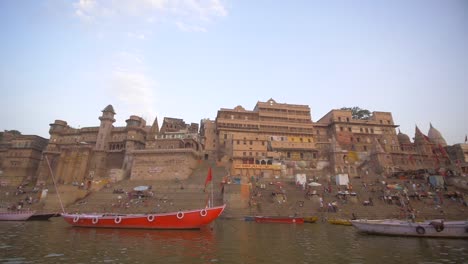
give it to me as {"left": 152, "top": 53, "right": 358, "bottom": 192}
{"left": 1, "top": 0, "right": 467, "bottom": 145}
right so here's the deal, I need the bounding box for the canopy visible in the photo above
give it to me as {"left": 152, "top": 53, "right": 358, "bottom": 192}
{"left": 308, "top": 182, "right": 322, "bottom": 187}
{"left": 429, "top": 175, "right": 445, "bottom": 187}
{"left": 335, "top": 174, "right": 349, "bottom": 186}
{"left": 133, "top": 186, "right": 149, "bottom": 191}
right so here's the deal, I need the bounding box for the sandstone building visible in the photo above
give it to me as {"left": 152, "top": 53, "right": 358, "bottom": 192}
{"left": 0, "top": 100, "right": 464, "bottom": 187}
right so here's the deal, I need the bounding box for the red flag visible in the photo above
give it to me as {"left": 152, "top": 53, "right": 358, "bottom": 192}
{"left": 205, "top": 167, "right": 213, "bottom": 188}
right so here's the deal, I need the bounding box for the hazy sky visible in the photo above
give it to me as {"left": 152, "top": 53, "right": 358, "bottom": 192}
{"left": 1, "top": 0, "right": 467, "bottom": 144}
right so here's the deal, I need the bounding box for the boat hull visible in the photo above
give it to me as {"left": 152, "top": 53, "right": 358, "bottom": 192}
{"left": 254, "top": 216, "right": 304, "bottom": 224}
{"left": 351, "top": 219, "right": 468, "bottom": 238}
{"left": 61, "top": 205, "right": 225, "bottom": 229}
{"left": 0, "top": 211, "right": 35, "bottom": 221}
{"left": 28, "top": 213, "right": 61, "bottom": 221}
{"left": 328, "top": 218, "right": 352, "bottom": 226}
{"left": 304, "top": 216, "right": 318, "bottom": 223}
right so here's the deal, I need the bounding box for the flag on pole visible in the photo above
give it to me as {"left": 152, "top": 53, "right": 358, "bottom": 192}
{"left": 465, "top": 134, "right": 467, "bottom": 143}
{"left": 204, "top": 167, "right": 213, "bottom": 190}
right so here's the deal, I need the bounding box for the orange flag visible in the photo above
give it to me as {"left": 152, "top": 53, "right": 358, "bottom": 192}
{"left": 205, "top": 167, "right": 213, "bottom": 188}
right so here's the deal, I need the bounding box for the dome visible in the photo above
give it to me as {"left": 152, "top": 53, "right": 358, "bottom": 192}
{"left": 428, "top": 123, "right": 447, "bottom": 147}
{"left": 397, "top": 130, "right": 411, "bottom": 144}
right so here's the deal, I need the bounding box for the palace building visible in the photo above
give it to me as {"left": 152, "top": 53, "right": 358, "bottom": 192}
{"left": 0, "top": 99, "right": 464, "bottom": 187}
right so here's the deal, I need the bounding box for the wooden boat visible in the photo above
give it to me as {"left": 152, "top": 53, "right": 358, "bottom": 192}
{"left": 328, "top": 218, "right": 352, "bottom": 226}
{"left": 28, "top": 212, "right": 61, "bottom": 221}
{"left": 303, "top": 216, "right": 318, "bottom": 223}
{"left": 254, "top": 216, "right": 304, "bottom": 224}
{"left": 351, "top": 219, "right": 468, "bottom": 238}
{"left": 61, "top": 205, "right": 226, "bottom": 229}
{"left": 0, "top": 210, "right": 35, "bottom": 221}
{"left": 244, "top": 216, "right": 255, "bottom": 221}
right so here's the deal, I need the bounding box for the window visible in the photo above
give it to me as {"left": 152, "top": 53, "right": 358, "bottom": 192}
{"left": 346, "top": 117, "right": 350, "bottom": 122}
{"left": 348, "top": 127, "right": 352, "bottom": 132}
{"left": 363, "top": 146, "right": 367, "bottom": 151}
{"left": 250, "top": 141, "right": 253, "bottom": 145}
{"left": 340, "top": 127, "right": 344, "bottom": 132}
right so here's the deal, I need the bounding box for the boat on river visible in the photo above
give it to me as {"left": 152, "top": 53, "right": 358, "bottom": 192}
{"left": 61, "top": 205, "right": 226, "bottom": 229}
{"left": 328, "top": 218, "right": 352, "bottom": 226}
{"left": 28, "top": 212, "right": 61, "bottom": 221}
{"left": 304, "top": 216, "right": 318, "bottom": 223}
{"left": 0, "top": 210, "right": 36, "bottom": 221}
{"left": 351, "top": 219, "right": 468, "bottom": 238}
{"left": 254, "top": 216, "right": 304, "bottom": 224}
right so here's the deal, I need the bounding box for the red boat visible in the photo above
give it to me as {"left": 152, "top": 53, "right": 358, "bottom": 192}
{"left": 61, "top": 205, "right": 226, "bottom": 229}
{"left": 254, "top": 216, "right": 304, "bottom": 224}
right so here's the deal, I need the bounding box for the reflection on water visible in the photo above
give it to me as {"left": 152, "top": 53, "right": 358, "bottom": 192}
{"left": 1, "top": 218, "right": 467, "bottom": 263}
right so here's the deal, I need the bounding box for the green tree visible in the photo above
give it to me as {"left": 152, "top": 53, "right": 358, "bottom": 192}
{"left": 340, "top": 107, "right": 371, "bottom": 120}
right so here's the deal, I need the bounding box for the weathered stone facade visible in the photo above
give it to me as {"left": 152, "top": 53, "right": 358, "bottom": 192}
{"left": 0, "top": 99, "right": 462, "bottom": 187}
{"left": 0, "top": 131, "right": 48, "bottom": 186}
{"left": 211, "top": 99, "right": 455, "bottom": 181}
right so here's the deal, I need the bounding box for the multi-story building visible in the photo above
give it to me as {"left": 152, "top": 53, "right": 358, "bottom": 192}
{"left": 210, "top": 99, "right": 454, "bottom": 181}
{"left": 0, "top": 131, "right": 48, "bottom": 186}
{"left": 0, "top": 99, "right": 460, "bottom": 187}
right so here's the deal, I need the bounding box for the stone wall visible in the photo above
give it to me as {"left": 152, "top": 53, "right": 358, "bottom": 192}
{"left": 130, "top": 149, "right": 200, "bottom": 181}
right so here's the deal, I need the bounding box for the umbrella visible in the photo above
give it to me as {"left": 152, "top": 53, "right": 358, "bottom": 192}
{"left": 133, "top": 186, "right": 149, "bottom": 191}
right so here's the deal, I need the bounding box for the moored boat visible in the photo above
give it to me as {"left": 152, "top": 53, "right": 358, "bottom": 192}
{"left": 61, "top": 205, "right": 226, "bottom": 229}
{"left": 351, "top": 219, "right": 468, "bottom": 238}
{"left": 0, "top": 210, "right": 36, "bottom": 221}
{"left": 254, "top": 216, "right": 304, "bottom": 224}
{"left": 328, "top": 218, "right": 352, "bottom": 226}
{"left": 28, "top": 212, "right": 61, "bottom": 221}
{"left": 304, "top": 216, "right": 318, "bottom": 223}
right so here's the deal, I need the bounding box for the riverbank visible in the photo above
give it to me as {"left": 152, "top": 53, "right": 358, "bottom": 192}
{"left": 1, "top": 162, "right": 467, "bottom": 221}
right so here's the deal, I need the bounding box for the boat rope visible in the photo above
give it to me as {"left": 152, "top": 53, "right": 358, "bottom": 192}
{"left": 45, "top": 155, "right": 66, "bottom": 214}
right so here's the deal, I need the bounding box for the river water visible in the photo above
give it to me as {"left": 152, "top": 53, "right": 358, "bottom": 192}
{"left": 1, "top": 218, "right": 467, "bottom": 264}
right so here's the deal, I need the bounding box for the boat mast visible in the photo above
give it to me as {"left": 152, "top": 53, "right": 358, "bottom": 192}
{"left": 44, "top": 155, "right": 65, "bottom": 214}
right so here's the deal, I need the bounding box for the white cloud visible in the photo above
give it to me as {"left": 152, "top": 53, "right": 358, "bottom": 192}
{"left": 109, "top": 52, "right": 156, "bottom": 121}
{"left": 176, "top": 21, "right": 207, "bottom": 33}
{"left": 72, "top": 0, "right": 227, "bottom": 32}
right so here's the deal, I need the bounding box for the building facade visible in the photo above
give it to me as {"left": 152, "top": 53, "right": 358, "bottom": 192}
{"left": 0, "top": 99, "right": 461, "bottom": 187}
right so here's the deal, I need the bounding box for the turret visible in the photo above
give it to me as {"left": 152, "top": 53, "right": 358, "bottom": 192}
{"left": 96, "top": 105, "right": 116, "bottom": 151}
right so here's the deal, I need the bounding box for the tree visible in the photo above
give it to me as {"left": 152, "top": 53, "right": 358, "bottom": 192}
{"left": 340, "top": 107, "right": 371, "bottom": 120}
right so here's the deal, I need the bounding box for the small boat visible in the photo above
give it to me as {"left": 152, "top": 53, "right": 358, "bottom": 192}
{"left": 28, "top": 212, "right": 61, "bottom": 221}
{"left": 61, "top": 205, "right": 226, "bottom": 229}
{"left": 0, "top": 210, "right": 36, "bottom": 221}
{"left": 254, "top": 216, "right": 304, "bottom": 224}
{"left": 244, "top": 216, "right": 255, "bottom": 221}
{"left": 303, "top": 216, "right": 318, "bottom": 223}
{"left": 328, "top": 218, "right": 352, "bottom": 226}
{"left": 351, "top": 219, "right": 468, "bottom": 238}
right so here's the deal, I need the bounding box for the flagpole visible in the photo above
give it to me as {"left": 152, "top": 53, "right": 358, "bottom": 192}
{"left": 210, "top": 176, "right": 214, "bottom": 208}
